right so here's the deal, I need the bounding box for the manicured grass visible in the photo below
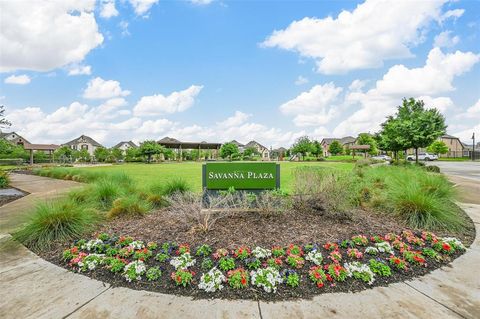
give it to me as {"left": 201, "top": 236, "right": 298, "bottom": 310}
{"left": 438, "top": 157, "right": 471, "bottom": 161}
{"left": 324, "top": 155, "right": 357, "bottom": 162}
{"left": 70, "top": 161, "right": 354, "bottom": 193}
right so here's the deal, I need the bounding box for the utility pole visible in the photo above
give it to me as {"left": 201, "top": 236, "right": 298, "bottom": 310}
{"left": 472, "top": 133, "right": 476, "bottom": 161}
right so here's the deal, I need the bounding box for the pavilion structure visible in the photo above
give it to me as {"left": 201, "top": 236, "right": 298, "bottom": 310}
{"left": 24, "top": 143, "right": 60, "bottom": 165}
{"left": 157, "top": 137, "right": 222, "bottom": 160}
{"left": 350, "top": 145, "right": 371, "bottom": 158}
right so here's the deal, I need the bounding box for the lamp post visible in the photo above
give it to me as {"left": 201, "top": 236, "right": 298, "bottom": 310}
{"left": 472, "top": 133, "right": 475, "bottom": 161}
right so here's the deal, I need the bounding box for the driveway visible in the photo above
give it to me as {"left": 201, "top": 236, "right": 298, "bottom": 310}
{"left": 427, "top": 161, "right": 480, "bottom": 182}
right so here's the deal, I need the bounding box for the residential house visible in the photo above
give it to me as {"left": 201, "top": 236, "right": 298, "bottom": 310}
{"left": 113, "top": 141, "right": 138, "bottom": 154}
{"left": 63, "top": 135, "right": 103, "bottom": 156}
{"left": 245, "top": 140, "right": 270, "bottom": 160}
{"left": 0, "top": 131, "right": 31, "bottom": 146}
{"left": 407, "top": 134, "right": 465, "bottom": 158}
{"left": 320, "top": 136, "right": 356, "bottom": 157}
{"left": 272, "top": 147, "right": 287, "bottom": 160}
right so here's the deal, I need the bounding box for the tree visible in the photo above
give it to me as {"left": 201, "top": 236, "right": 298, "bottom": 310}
{"left": 243, "top": 147, "right": 259, "bottom": 158}
{"left": 0, "top": 106, "right": 11, "bottom": 128}
{"left": 427, "top": 140, "right": 449, "bottom": 156}
{"left": 398, "top": 98, "right": 447, "bottom": 163}
{"left": 376, "top": 115, "right": 410, "bottom": 161}
{"left": 311, "top": 140, "right": 323, "bottom": 158}
{"left": 75, "top": 149, "right": 91, "bottom": 162}
{"left": 291, "top": 136, "right": 314, "bottom": 160}
{"left": 94, "top": 147, "right": 110, "bottom": 162}
{"left": 139, "top": 140, "right": 162, "bottom": 163}
{"left": 356, "top": 133, "right": 378, "bottom": 156}
{"left": 220, "top": 142, "right": 239, "bottom": 160}
{"left": 110, "top": 148, "right": 124, "bottom": 161}
{"left": 328, "top": 140, "right": 343, "bottom": 156}
{"left": 54, "top": 146, "right": 73, "bottom": 161}
{"left": 125, "top": 147, "right": 141, "bottom": 162}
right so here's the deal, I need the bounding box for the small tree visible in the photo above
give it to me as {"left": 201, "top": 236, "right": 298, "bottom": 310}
{"left": 94, "top": 147, "right": 110, "bottom": 162}
{"left": 125, "top": 147, "right": 140, "bottom": 162}
{"left": 311, "top": 140, "right": 323, "bottom": 158}
{"left": 139, "top": 140, "right": 162, "bottom": 163}
{"left": 291, "top": 136, "right": 314, "bottom": 160}
{"left": 0, "top": 105, "right": 11, "bottom": 128}
{"left": 220, "top": 142, "right": 239, "bottom": 160}
{"left": 110, "top": 148, "right": 124, "bottom": 162}
{"left": 427, "top": 140, "right": 449, "bottom": 156}
{"left": 356, "top": 133, "right": 378, "bottom": 156}
{"left": 243, "top": 147, "right": 259, "bottom": 158}
{"left": 328, "top": 140, "right": 343, "bottom": 156}
{"left": 75, "top": 149, "right": 91, "bottom": 162}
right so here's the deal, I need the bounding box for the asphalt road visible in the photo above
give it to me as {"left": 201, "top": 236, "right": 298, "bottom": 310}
{"left": 427, "top": 161, "right": 480, "bottom": 182}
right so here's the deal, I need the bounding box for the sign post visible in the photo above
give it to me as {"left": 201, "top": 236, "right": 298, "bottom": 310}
{"left": 202, "top": 162, "right": 280, "bottom": 191}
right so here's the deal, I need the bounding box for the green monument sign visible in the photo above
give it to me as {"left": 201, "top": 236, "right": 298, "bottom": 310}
{"left": 203, "top": 162, "right": 280, "bottom": 190}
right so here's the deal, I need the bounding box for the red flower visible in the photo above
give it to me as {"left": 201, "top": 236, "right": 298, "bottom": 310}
{"left": 394, "top": 258, "right": 400, "bottom": 265}
{"left": 71, "top": 247, "right": 78, "bottom": 254}
{"left": 241, "top": 278, "right": 246, "bottom": 285}
{"left": 326, "top": 274, "right": 333, "bottom": 282}
{"left": 442, "top": 243, "right": 451, "bottom": 251}
{"left": 317, "top": 282, "right": 324, "bottom": 288}
{"left": 176, "top": 275, "right": 182, "bottom": 283}
{"left": 314, "top": 272, "right": 321, "bottom": 279}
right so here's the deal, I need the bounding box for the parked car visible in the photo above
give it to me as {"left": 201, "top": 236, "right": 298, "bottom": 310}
{"left": 406, "top": 153, "right": 438, "bottom": 161}
{"left": 371, "top": 155, "right": 392, "bottom": 162}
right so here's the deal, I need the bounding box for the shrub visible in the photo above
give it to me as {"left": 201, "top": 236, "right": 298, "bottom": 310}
{"left": 162, "top": 179, "right": 191, "bottom": 196}
{"left": 0, "top": 171, "right": 9, "bottom": 188}
{"left": 14, "top": 199, "right": 99, "bottom": 250}
{"left": 92, "top": 178, "right": 122, "bottom": 209}
{"left": 107, "top": 195, "right": 151, "bottom": 218}
{"left": 424, "top": 165, "right": 440, "bottom": 173}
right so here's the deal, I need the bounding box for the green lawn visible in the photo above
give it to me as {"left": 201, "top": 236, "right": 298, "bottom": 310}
{"left": 74, "top": 161, "right": 354, "bottom": 192}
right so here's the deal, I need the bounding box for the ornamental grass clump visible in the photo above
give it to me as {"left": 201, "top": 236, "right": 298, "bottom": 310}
{"left": 14, "top": 199, "right": 99, "bottom": 250}
{"left": 162, "top": 178, "right": 191, "bottom": 196}
{"left": 107, "top": 194, "right": 151, "bottom": 218}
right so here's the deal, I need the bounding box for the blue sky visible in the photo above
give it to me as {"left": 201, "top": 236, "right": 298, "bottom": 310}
{"left": 1, "top": 0, "right": 479, "bottom": 148}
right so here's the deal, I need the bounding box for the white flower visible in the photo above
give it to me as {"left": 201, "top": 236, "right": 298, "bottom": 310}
{"left": 375, "top": 242, "right": 394, "bottom": 254}
{"left": 124, "top": 260, "right": 146, "bottom": 282}
{"left": 365, "top": 247, "right": 379, "bottom": 255}
{"left": 252, "top": 247, "right": 272, "bottom": 259}
{"left": 82, "top": 239, "right": 103, "bottom": 251}
{"left": 250, "top": 267, "right": 283, "bottom": 293}
{"left": 169, "top": 253, "right": 196, "bottom": 270}
{"left": 344, "top": 262, "right": 375, "bottom": 285}
{"left": 129, "top": 240, "right": 145, "bottom": 250}
{"left": 81, "top": 254, "right": 104, "bottom": 272}
{"left": 305, "top": 251, "right": 323, "bottom": 265}
{"left": 198, "top": 267, "right": 226, "bottom": 293}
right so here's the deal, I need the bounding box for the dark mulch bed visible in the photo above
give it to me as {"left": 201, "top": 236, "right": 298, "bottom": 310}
{"left": 36, "top": 206, "right": 476, "bottom": 301}
{"left": 0, "top": 195, "right": 23, "bottom": 206}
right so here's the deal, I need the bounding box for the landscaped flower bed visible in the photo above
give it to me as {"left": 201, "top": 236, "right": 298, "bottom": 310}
{"left": 58, "top": 230, "right": 467, "bottom": 300}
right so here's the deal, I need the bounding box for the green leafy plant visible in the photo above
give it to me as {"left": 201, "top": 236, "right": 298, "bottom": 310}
{"left": 218, "top": 257, "right": 236, "bottom": 271}
{"left": 146, "top": 267, "right": 162, "bottom": 281}
{"left": 368, "top": 259, "right": 392, "bottom": 277}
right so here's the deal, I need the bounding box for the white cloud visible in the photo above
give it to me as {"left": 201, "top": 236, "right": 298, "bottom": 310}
{"left": 4, "top": 74, "right": 31, "bottom": 85}
{"left": 417, "top": 96, "right": 454, "bottom": 114}
{"left": 262, "top": 0, "right": 449, "bottom": 74}
{"left": 217, "top": 111, "right": 251, "bottom": 127}
{"left": 128, "top": 0, "right": 158, "bottom": 16}
{"left": 434, "top": 31, "right": 460, "bottom": 48}
{"left": 83, "top": 77, "right": 131, "bottom": 99}
{"left": 190, "top": 0, "right": 214, "bottom": 5}
{"left": 294, "top": 76, "right": 309, "bottom": 85}
{"left": 348, "top": 79, "right": 367, "bottom": 92}
{"left": 333, "top": 48, "right": 479, "bottom": 137}
{"left": 440, "top": 9, "right": 464, "bottom": 22}
{"left": 133, "top": 85, "right": 203, "bottom": 116}
{"left": 100, "top": 0, "right": 119, "bottom": 18}
{"left": 119, "top": 21, "right": 130, "bottom": 37}
{"left": 456, "top": 99, "right": 480, "bottom": 120}
{"left": 137, "top": 119, "right": 176, "bottom": 135}
{"left": 375, "top": 48, "right": 479, "bottom": 96}
{"left": 454, "top": 124, "right": 479, "bottom": 143}
{"left": 67, "top": 64, "right": 92, "bottom": 76}
{"left": 0, "top": 1, "right": 103, "bottom": 72}
{"left": 280, "top": 83, "right": 342, "bottom": 126}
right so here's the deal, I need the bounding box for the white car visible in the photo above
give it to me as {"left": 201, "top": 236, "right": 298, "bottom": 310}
{"left": 371, "top": 155, "right": 392, "bottom": 161}
{"left": 406, "top": 152, "right": 438, "bottom": 161}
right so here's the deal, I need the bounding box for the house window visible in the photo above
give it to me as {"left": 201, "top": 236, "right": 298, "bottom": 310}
{"left": 81, "top": 144, "right": 89, "bottom": 150}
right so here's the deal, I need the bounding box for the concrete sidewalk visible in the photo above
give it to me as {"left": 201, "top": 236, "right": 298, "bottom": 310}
{"left": 0, "top": 174, "right": 479, "bottom": 318}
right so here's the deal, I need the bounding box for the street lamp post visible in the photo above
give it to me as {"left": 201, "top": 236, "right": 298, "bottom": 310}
{"left": 472, "top": 133, "right": 475, "bottom": 161}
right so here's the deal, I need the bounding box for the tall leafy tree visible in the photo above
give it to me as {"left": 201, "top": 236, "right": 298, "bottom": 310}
{"left": 328, "top": 140, "right": 343, "bottom": 156}
{"left": 139, "top": 140, "right": 162, "bottom": 163}
{"left": 311, "top": 140, "right": 323, "bottom": 158}
{"left": 110, "top": 148, "right": 124, "bottom": 161}
{"left": 291, "top": 136, "right": 314, "bottom": 160}
{"left": 400, "top": 98, "right": 447, "bottom": 163}
{"left": 0, "top": 106, "right": 11, "bottom": 128}
{"left": 427, "top": 140, "right": 449, "bottom": 156}
{"left": 220, "top": 142, "right": 239, "bottom": 160}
